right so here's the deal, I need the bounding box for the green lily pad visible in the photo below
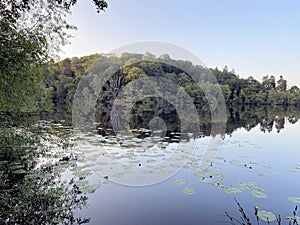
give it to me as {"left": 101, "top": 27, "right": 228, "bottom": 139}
{"left": 252, "top": 190, "right": 267, "bottom": 198}
{"left": 75, "top": 179, "right": 89, "bottom": 186}
{"left": 211, "top": 172, "right": 228, "bottom": 180}
{"left": 224, "top": 187, "right": 242, "bottom": 194}
{"left": 172, "top": 179, "right": 186, "bottom": 185}
{"left": 199, "top": 177, "right": 214, "bottom": 184}
{"left": 288, "top": 197, "right": 300, "bottom": 204}
{"left": 238, "top": 181, "right": 257, "bottom": 190}
{"left": 146, "top": 159, "right": 156, "bottom": 163}
{"left": 73, "top": 169, "right": 92, "bottom": 177}
{"left": 259, "top": 173, "right": 268, "bottom": 176}
{"left": 263, "top": 165, "right": 272, "bottom": 169}
{"left": 182, "top": 187, "right": 196, "bottom": 196}
{"left": 79, "top": 183, "right": 101, "bottom": 194}
{"left": 229, "top": 160, "right": 243, "bottom": 167}
{"left": 257, "top": 210, "right": 276, "bottom": 222}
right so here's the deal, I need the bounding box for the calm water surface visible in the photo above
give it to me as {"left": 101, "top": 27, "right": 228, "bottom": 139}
{"left": 73, "top": 116, "right": 300, "bottom": 225}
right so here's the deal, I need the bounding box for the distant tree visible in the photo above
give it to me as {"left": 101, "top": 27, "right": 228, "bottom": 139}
{"left": 290, "top": 85, "right": 300, "bottom": 93}
{"left": 262, "top": 75, "right": 276, "bottom": 90}
{"left": 223, "top": 65, "right": 228, "bottom": 73}
{"left": 276, "top": 75, "right": 287, "bottom": 92}
{"left": 58, "top": 58, "right": 74, "bottom": 77}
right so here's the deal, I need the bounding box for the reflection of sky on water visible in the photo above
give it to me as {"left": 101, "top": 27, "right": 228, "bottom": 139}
{"left": 75, "top": 119, "right": 300, "bottom": 225}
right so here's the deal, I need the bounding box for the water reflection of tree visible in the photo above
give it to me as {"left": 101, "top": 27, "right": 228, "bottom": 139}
{"left": 95, "top": 104, "right": 300, "bottom": 137}
{"left": 0, "top": 113, "right": 89, "bottom": 225}
{"left": 230, "top": 106, "right": 300, "bottom": 134}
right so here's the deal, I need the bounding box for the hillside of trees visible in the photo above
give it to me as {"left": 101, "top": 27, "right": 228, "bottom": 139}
{"left": 46, "top": 53, "right": 300, "bottom": 115}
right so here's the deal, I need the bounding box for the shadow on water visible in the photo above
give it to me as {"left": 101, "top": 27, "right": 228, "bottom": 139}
{"left": 94, "top": 104, "right": 300, "bottom": 137}
{"left": 0, "top": 112, "right": 91, "bottom": 225}
{"left": 1, "top": 105, "right": 300, "bottom": 224}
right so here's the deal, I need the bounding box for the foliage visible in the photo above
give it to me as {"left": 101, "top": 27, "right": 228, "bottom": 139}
{"left": 0, "top": 0, "right": 107, "bottom": 112}
{"left": 0, "top": 112, "right": 90, "bottom": 224}
{"left": 46, "top": 54, "right": 300, "bottom": 120}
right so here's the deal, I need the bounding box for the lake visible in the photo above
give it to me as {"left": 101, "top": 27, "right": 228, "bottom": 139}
{"left": 1, "top": 106, "right": 300, "bottom": 225}
{"left": 71, "top": 106, "right": 300, "bottom": 225}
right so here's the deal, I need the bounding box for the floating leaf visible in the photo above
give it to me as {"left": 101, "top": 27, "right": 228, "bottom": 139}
{"left": 259, "top": 173, "right": 268, "bottom": 176}
{"left": 263, "top": 165, "right": 272, "bottom": 169}
{"left": 252, "top": 190, "right": 267, "bottom": 198}
{"left": 211, "top": 171, "right": 228, "bottom": 180}
{"left": 75, "top": 179, "right": 89, "bottom": 186}
{"left": 229, "top": 160, "right": 243, "bottom": 167}
{"left": 288, "top": 197, "right": 300, "bottom": 204}
{"left": 212, "top": 182, "right": 224, "bottom": 189}
{"left": 182, "top": 188, "right": 196, "bottom": 196}
{"left": 73, "top": 169, "right": 92, "bottom": 177}
{"left": 79, "top": 183, "right": 101, "bottom": 194}
{"left": 172, "top": 179, "right": 186, "bottom": 185}
{"left": 146, "top": 159, "right": 156, "bottom": 163}
{"left": 257, "top": 210, "right": 276, "bottom": 222}
{"left": 224, "top": 187, "right": 242, "bottom": 194}
{"left": 199, "top": 177, "right": 214, "bottom": 184}
{"left": 238, "top": 181, "right": 256, "bottom": 190}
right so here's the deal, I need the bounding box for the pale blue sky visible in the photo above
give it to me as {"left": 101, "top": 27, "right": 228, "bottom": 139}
{"left": 62, "top": 0, "right": 300, "bottom": 86}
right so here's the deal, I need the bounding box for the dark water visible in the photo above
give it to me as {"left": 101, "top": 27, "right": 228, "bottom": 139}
{"left": 1, "top": 106, "right": 300, "bottom": 224}
{"left": 72, "top": 106, "right": 300, "bottom": 225}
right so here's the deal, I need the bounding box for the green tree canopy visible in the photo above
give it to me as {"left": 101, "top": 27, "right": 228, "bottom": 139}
{"left": 0, "top": 0, "right": 108, "bottom": 112}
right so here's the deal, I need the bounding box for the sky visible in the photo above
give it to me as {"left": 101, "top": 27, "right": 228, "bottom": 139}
{"left": 61, "top": 0, "right": 300, "bottom": 86}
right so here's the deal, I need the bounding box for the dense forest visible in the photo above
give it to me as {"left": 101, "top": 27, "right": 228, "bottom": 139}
{"left": 45, "top": 53, "right": 300, "bottom": 117}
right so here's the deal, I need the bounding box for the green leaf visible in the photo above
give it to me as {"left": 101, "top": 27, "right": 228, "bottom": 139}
{"left": 172, "top": 179, "right": 186, "bottom": 185}
{"left": 251, "top": 190, "right": 267, "bottom": 198}
{"left": 182, "top": 187, "right": 196, "bottom": 196}
{"left": 79, "top": 183, "right": 101, "bottom": 194}
{"left": 288, "top": 197, "right": 300, "bottom": 204}
{"left": 257, "top": 210, "right": 276, "bottom": 222}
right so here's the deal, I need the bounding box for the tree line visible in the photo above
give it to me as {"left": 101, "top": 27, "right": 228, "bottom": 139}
{"left": 45, "top": 53, "right": 300, "bottom": 117}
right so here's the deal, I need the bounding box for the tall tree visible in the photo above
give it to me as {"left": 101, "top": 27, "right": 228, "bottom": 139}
{"left": 276, "top": 75, "right": 287, "bottom": 92}
{"left": 262, "top": 75, "right": 276, "bottom": 90}
{"left": 0, "top": 0, "right": 108, "bottom": 111}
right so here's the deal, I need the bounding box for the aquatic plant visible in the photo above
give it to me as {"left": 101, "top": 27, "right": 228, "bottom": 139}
{"left": 225, "top": 198, "right": 299, "bottom": 225}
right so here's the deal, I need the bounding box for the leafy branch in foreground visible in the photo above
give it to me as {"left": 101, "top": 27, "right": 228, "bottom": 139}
{"left": 0, "top": 113, "right": 90, "bottom": 224}
{"left": 0, "top": 0, "right": 108, "bottom": 112}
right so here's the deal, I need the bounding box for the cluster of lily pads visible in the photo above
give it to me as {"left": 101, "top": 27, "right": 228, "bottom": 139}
{"left": 71, "top": 126, "right": 300, "bottom": 224}
{"left": 71, "top": 128, "right": 203, "bottom": 185}
{"left": 227, "top": 199, "right": 300, "bottom": 224}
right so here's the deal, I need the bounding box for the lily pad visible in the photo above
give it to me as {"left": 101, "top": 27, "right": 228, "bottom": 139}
{"left": 252, "top": 190, "right": 267, "bottom": 198}
{"left": 146, "top": 159, "right": 156, "bottom": 163}
{"left": 229, "top": 160, "right": 243, "bottom": 167}
{"left": 73, "top": 169, "right": 92, "bottom": 177}
{"left": 75, "top": 179, "right": 89, "bottom": 186}
{"left": 172, "top": 179, "right": 186, "bottom": 185}
{"left": 259, "top": 173, "right": 268, "bottom": 176}
{"left": 199, "top": 177, "right": 214, "bottom": 184}
{"left": 257, "top": 210, "right": 276, "bottom": 222}
{"left": 224, "top": 187, "right": 242, "bottom": 194}
{"left": 79, "top": 183, "right": 101, "bottom": 194}
{"left": 182, "top": 187, "right": 196, "bottom": 196}
{"left": 288, "top": 197, "right": 300, "bottom": 204}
